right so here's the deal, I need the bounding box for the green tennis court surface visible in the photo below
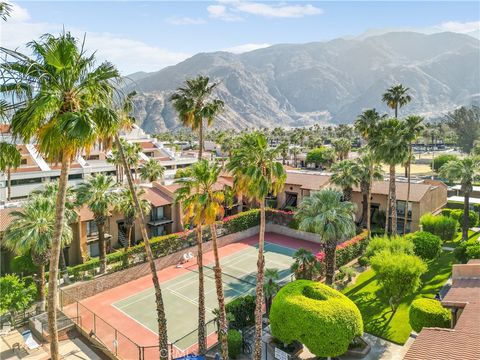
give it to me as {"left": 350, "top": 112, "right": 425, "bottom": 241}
{"left": 112, "top": 242, "right": 295, "bottom": 351}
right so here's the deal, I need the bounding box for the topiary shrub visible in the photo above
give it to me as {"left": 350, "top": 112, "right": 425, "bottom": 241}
{"left": 269, "top": 280, "right": 363, "bottom": 358}
{"left": 407, "top": 231, "right": 442, "bottom": 260}
{"left": 227, "top": 329, "right": 242, "bottom": 359}
{"left": 420, "top": 213, "right": 458, "bottom": 241}
{"left": 409, "top": 298, "right": 451, "bottom": 333}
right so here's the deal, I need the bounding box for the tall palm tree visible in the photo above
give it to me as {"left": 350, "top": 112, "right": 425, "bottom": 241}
{"left": 227, "top": 132, "right": 286, "bottom": 360}
{"left": 403, "top": 116, "right": 424, "bottom": 234}
{"left": 76, "top": 174, "right": 118, "bottom": 273}
{"left": 170, "top": 76, "right": 224, "bottom": 160}
{"left": 369, "top": 119, "right": 409, "bottom": 236}
{"left": 139, "top": 158, "right": 165, "bottom": 183}
{"left": 108, "top": 140, "right": 141, "bottom": 182}
{"left": 0, "top": 142, "right": 21, "bottom": 200}
{"left": 1, "top": 33, "right": 121, "bottom": 358}
{"left": 175, "top": 160, "right": 229, "bottom": 357}
{"left": 295, "top": 189, "right": 356, "bottom": 285}
{"left": 330, "top": 160, "right": 361, "bottom": 201}
{"left": 357, "top": 150, "right": 383, "bottom": 228}
{"left": 0, "top": 1, "right": 12, "bottom": 21}
{"left": 115, "top": 186, "right": 151, "bottom": 248}
{"left": 440, "top": 156, "right": 480, "bottom": 241}
{"left": 382, "top": 84, "right": 412, "bottom": 118}
{"left": 355, "top": 109, "right": 385, "bottom": 238}
{"left": 115, "top": 93, "right": 169, "bottom": 358}
{"left": 4, "top": 195, "right": 72, "bottom": 313}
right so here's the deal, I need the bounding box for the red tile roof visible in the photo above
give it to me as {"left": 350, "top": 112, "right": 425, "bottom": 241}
{"left": 142, "top": 187, "right": 173, "bottom": 207}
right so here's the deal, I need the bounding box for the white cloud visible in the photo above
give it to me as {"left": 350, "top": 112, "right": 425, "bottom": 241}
{"left": 224, "top": 43, "right": 271, "bottom": 53}
{"left": 166, "top": 16, "right": 207, "bottom": 26}
{"left": 437, "top": 21, "right": 480, "bottom": 34}
{"left": 1, "top": 2, "right": 190, "bottom": 74}
{"left": 208, "top": 1, "right": 322, "bottom": 21}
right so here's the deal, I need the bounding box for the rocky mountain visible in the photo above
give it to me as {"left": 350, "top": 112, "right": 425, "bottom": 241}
{"left": 128, "top": 32, "right": 480, "bottom": 132}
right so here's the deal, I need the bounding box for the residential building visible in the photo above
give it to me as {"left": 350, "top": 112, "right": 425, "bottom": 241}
{"left": 404, "top": 259, "right": 480, "bottom": 360}
{"left": 276, "top": 170, "right": 331, "bottom": 208}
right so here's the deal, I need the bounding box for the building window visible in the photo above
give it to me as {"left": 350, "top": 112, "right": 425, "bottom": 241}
{"left": 396, "top": 201, "right": 412, "bottom": 218}
{"left": 68, "top": 173, "right": 83, "bottom": 180}
{"left": 85, "top": 154, "right": 100, "bottom": 161}
{"left": 151, "top": 225, "right": 165, "bottom": 237}
{"left": 144, "top": 151, "right": 154, "bottom": 157}
{"left": 11, "top": 177, "right": 43, "bottom": 186}
{"left": 88, "top": 242, "right": 99, "bottom": 257}
{"left": 151, "top": 206, "right": 165, "bottom": 221}
{"left": 20, "top": 158, "right": 27, "bottom": 165}
{"left": 86, "top": 221, "right": 98, "bottom": 236}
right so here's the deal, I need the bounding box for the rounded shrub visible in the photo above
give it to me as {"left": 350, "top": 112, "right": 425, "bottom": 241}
{"left": 433, "top": 154, "right": 458, "bottom": 172}
{"left": 227, "top": 329, "right": 242, "bottom": 359}
{"left": 364, "top": 235, "right": 414, "bottom": 259}
{"left": 450, "top": 209, "right": 479, "bottom": 229}
{"left": 407, "top": 231, "right": 442, "bottom": 260}
{"left": 420, "top": 213, "right": 458, "bottom": 241}
{"left": 454, "top": 238, "right": 480, "bottom": 263}
{"left": 409, "top": 298, "right": 451, "bottom": 333}
{"left": 269, "top": 280, "right": 363, "bottom": 358}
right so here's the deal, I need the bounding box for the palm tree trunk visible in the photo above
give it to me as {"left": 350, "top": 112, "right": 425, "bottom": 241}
{"left": 7, "top": 167, "right": 11, "bottom": 201}
{"left": 344, "top": 188, "right": 352, "bottom": 202}
{"left": 198, "top": 122, "right": 204, "bottom": 160}
{"left": 463, "top": 190, "right": 470, "bottom": 241}
{"left": 325, "top": 241, "right": 336, "bottom": 285}
{"left": 253, "top": 198, "right": 266, "bottom": 360}
{"left": 404, "top": 146, "right": 412, "bottom": 235}
{"left": 47, "top": 152, "right": 71, "bottom": 360}
{"left": 115, "top": 135, "right": 169, "bottom": 359}
{"left": 361, "top": 190, "right": 368, "bottom": 227}
{"left": 38, "top": 264, "right": 46, "bottom": 313}
{"left": 97, "top": 218, "right": 107, "bottom": 274}
{"left": 126, "top": 224, "right": 133, "bottom": 248}
{"left": 367, "top": 165, "right": 373, "bottom": 239}
{"left": 389, "top": 164, "right": 397, "bottom": 236}
{"left": 238, "top": 193, "right": 243, "bottom": 213}
{"left": 210, "top": 223, "right": 228, "bottom": 360}
{"left": 196, "top": 224, "right": 207, "bottom": 354}
{"left": 59, "top": 247, "right": 69, "bottom": 284}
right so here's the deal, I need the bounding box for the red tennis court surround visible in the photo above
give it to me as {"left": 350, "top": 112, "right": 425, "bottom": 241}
{"left": 62, "top": 233, "right": 319, "bottom": 359}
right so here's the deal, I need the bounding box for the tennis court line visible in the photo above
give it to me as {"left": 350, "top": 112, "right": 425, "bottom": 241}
{"left": 265, "top": 241, "right": 298, "bottom": 253}
{"left": 111, "top": 302, "right": 159, "bottom": 337}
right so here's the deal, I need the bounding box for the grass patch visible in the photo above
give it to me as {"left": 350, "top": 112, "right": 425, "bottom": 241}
{"left": 342, "top": 250, "right": 455, "bottom": 344}
{"left": 443, "top": 230, "right": 479, "bottom": 249}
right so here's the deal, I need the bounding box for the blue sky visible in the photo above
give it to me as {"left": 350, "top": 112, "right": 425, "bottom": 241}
{"left": 3, "top": 1, "right": 479, "bottom": 74}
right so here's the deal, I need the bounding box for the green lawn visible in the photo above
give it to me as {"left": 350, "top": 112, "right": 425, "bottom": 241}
{"left": 342, "top": 250, "right": 455, "bottom": 344}
{"left": 443, "top": 230, "right": 479, "bottom": 248}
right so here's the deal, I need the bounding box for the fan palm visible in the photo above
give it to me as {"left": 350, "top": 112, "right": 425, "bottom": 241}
{"left": 440, "top": 156, "right": 480, "bottom": 241}
{"left": 107, "top": 139, "right": 141, "bottom": 182}
{"left": 402, "top": 116, "right": 424, "bottom": 234}
{"left": 357, "top": 150, "right": 383, "bottom": 228}
{"left": 264, "top": 268, "right": 280, "bottom": 317}
{"left": 330, "top": 160, "right": 361, "bottom": 201}
{"left": 1, "top": 32, "right": 121, "bottom": 358}
{"left": 170, "top": 76, "right": 224, "bottom": 160}
{"left": 227, "top": 132, "right": 286, "bottom": 360}
{"left": 369, "top": 119, "right": 410, "bottom": 236}
{"left": 76, "top": 174, "right": 118, "bottom": 273}
{"left": 295, "top": 189, "right": 356, "bottom": 285}
{"left": 382, "top": 84, "right": 412, "bottom": 118}
{"left": 290, "top": 248, "right": 322, "bottom": 280}
{"left": 175, "top": 160, "right": 229, "bottom": 357}
{"left": 332, "top": 138, "right": 352, "bottom": 161}
{"left": 139, "top": 158, "right": 165, "bottom": 183}
{"left": 0, "top": 1, "right": 12, "bottom": 21}
{"left": 0, "top": 142, "right": 21, "bottom": 200}
{"left": 3, "top": 195, "right": 72, "bottom": 313}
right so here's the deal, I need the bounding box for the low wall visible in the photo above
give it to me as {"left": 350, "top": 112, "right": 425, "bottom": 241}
{"left": 60, "top": 225, "right": 260, "bottom": 306}
{"left": 266, "top": 224, "right": 319, "bottom": 243}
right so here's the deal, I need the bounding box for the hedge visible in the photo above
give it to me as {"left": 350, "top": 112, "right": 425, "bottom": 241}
{"left": 407, "top": 231, "right": 442, "bottom": 261}
{"left": 450, "top": 209, "right": 479, "bottom": 229}
{"left": 420, "top": 213, "right": 458, "bottom": 241}
{"left": 225, "top": 295, "right": 256, "bottom": 330}
{"left": 454, "top": 238, "right": 480, "bottom": 263}
{"left": 409, "top": 298, "right": 451, "bottom": 333}
{"left": 364, "top": 235, "right": 414, "bottom": 260}
{"left": 269, "top": 280, "right": 363, "bottom": 358}
{"left": 227, "top": 329, "right": 242, "bottom": 359}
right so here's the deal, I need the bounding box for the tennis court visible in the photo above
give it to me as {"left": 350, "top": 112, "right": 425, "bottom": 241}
{"left": 112, "top": 242, "right": 295, "bottom": 351}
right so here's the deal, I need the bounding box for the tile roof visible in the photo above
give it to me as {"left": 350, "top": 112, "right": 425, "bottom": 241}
{"left": 139, "top": 141, "right": 157, "bottom": 150}
{"left": 0, "top": 206, "right": 20, "bottom": 232}
{"left": 353, "top": 180, "right": 441, "bottom": 202}
{"left": 142, "top": 187, "right": 173, "bottom": 207}
{"left": 76, "top": 205, "right": 95, "bottom": 221}
{"left": 285, "top": 171, "right": 331, "bottom": 191}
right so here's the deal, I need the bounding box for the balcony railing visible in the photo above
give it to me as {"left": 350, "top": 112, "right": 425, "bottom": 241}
{"left": 148, "top": 216, "right": 173, "bottom": 226}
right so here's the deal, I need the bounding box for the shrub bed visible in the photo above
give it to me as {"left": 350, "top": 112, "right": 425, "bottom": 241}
{"left": 409, "top": 298, "right": 451, "bottom": 333}
{"left": 420, "top": 213, "right": 458, "bottom": 241}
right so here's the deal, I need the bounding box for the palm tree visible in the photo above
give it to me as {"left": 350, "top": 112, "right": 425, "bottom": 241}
{"left": 295, "top": 189, "right": 356, "bottom": 285}
{"left": 4, "top": 195, "right": 72, "bottom": 313}
{"left": 0, "top": 142, "right": 21, "bottom": 200}
{"left": 76, "top": 174, "right": 118, "bottom": 273}
{"left": 264, "top": 268, "right": 280, "bottom": 317}
{"left": 175, "top": 160, "right": 229, "bottom": 357}
{"left": 139, "top": 158, "right": 165, "bottom": 183}
{"left": 1, "top": 33, "right": 121, "bottom": 358}
{"left": 115, "top": 186, "right": 150, "bottom": 248}
{"left": 170, "top": 76, "right": 224, "bottom": 160}
{"left": 382, "top": 84, "right": 412, "bottom": 118}
{"left": 290, "top": 248, "right": 321, "bottom": 280}
{"left": 108, "top": 140, "right": 141, "bottom": 183}
{"left": 330, "top": 160, "right": 361, "bottom": 201}
{"left": 357, "top": 150, "right": 383, "bottom": 228}
{"left": 114, "top": 93, "right": 170, "bottom": 358}
{"left": 227, "top": 132, "right": 286, "bottom": 360}
{"left": 440, "top": 156, "right": 480, "bottom": 241}
{"left": 403, "top": 116, "right": 424, "bottom": 234}
{"left": 369, "top": 119, "right": 409, "bottom": 236}
{"left": 0, "top": 1, "right": 12, "bottom": 21}
{"left": 355, "top": 109, "right": 385, "bottom": 238}
{"left": 332, "top": 138, "right": 352, "bottom": 161}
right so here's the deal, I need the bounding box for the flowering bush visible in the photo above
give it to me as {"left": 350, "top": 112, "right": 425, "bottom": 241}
{"left": 314, "top": 231, "right": 369, "bottom": 269}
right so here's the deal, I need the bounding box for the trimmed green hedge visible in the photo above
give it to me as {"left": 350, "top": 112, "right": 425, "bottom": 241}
{"left": 222, "top": 209, "right": 260, "bottom": 233}
{"left": 409, "top": 298, "right": 451, "bottom": 333}
{"left": 227, "top": 329, "right": 242, "bottom": 359}
{"left": 420, "top": 214, "right": 458, "bottom": 241}
{"left": 407, "top": 231, "right": 442, "bottom": 261}
{"left": 454, "top": 238, "right": 480, "bottom": 263}
{"left": 269, "top": 280, "right": 363, "bottom": 358}
{"left": 364, "top": 235, "right": 414, "bottom": 260}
